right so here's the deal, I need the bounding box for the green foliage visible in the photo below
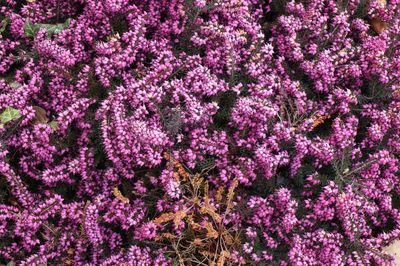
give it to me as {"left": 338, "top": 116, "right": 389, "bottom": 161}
{"left": 0, "top": 17, "right": 8, "bottom": 33}
{"left": 7, "top": 262, "right": 16, "bottom": 266}
{"left": 24, "top": 18, "right": 72, "bottom": 38}
{"left": 0, "top": 107, "right": 21, "bottom": 125}
{"left": 213, "top": 91, "right": 237, "bottom": 132}
{"left": 23, "top": 19, "right": 37, "bottom": 38}
{"left": 351, "top": 0, "right": 369, "bottom": 19}
{"left": 49, "top": 121, "right": 58, "bottom": 130}
{"left": 293, "top": 164, "right": 315, "bottom": 187}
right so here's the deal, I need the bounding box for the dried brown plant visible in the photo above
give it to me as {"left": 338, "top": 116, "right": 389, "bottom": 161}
{"left": 153, "top": 153, "right": 242, "bottom": 265}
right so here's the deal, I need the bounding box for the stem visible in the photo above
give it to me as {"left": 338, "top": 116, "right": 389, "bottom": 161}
{"left": 56, "top": 0, "right": 60, "bottom": 23}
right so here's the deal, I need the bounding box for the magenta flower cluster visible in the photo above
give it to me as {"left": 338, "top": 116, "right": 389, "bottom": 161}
{"left": 1, "top": 0, "right": 400, "bottom": 264}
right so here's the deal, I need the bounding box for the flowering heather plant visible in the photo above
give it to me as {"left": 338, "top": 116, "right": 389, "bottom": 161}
{"left": 1, "top": 0, "right": 400, "bottom": 264}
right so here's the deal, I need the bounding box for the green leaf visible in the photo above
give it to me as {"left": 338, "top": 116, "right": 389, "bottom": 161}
{"left": 24, "top": 19, "right": 39, "bottom": 37}
{"left": 43, "top": 24, "right": 60, "bottom": 37}
{"left": 7, "top": 262, "right": 16, "bottom": 266}
{"left": 24, "top": 18, "right": 72, "bottom": 38}
{"left": 49, "top": 121, "right": 58, "bottom": 130}
{"left": 0, "top": 17, "right": 9, "bottom": 33}
{"left": 0, "top": 107, "right": 21, "bottom": 124}
{"left": 63, "top": 18, "right": 72, "bottom": 28}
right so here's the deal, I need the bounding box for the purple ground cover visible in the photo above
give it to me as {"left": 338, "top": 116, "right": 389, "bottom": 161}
{"left": 1, "top": 0, "right": 400, "bottom": 265}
